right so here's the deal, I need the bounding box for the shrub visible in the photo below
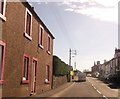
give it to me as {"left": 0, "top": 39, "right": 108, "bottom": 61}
{"left": 53, "top": 56, "right": 71, "bottom": 76}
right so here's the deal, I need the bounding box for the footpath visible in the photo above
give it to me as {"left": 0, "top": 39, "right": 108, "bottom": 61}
{"left": 32, "top": 82, "right": 73, "bottom": 97}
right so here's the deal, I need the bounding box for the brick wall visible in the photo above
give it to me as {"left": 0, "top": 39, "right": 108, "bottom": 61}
{"left": 1, "top": 2, "right": 54, "bottom": 97}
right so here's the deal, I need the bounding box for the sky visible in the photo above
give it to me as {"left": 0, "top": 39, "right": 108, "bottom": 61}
{"left": 28, "top": 0, "right": 118, "bottom": 72}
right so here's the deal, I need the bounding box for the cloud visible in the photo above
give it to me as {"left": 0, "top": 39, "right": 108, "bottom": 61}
{"left": 60, "top": 0, "right": 118, "bottom": 23}
{"left": 65, "top": 8, "right": 74, "bottom": 11}
{"left": 27, "top": 0, "right": 118, "bottom": 22}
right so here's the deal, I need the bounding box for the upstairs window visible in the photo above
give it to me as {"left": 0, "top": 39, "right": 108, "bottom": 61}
{"left": 0, "top": 40, "right": 6, "bottom": 84}
{"left": 0, "top": 0, "right": 6, "bottom": 21}
{"left": 24, "top": 8, "right": 32, "bottom": 40}
{"left": 47, "top": 35, "right": 51, "bottom": 54}
{"left": 0, "top": 1, "right": 3, "bottom": 14}
{"left": 22, "top": 54, "right": 30, "bottom": 83}
{"left": 38, "top": 25, "right": 44, "bottom": 49}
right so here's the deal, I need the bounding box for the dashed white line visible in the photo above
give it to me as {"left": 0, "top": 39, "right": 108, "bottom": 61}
{"left": 88, "top": 78, "right": 108, "bottom": 99}
{"left": 103, "top": 95, "right": 108, "bottom": 99}
{"left": 96, "top": 90, "right": 101, "bottom": 94}
{"left": 93, "top": 86, "right": 96, "bottom": 90}
{"left": 103, "top": 95, "right": 106, "bottom": 97}
{"left": 87, "top": 78, "right": 90, "bottom": 83}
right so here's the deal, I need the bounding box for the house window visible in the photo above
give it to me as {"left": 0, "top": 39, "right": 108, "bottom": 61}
{"left": 45, "top": 65, "right": 50, "bottom": 84}
{"left": 0, "top": 1, "right": 3, "bottom": 14}
{"left": 47, "top": 35, "right": 51, "bottom": 54}
{"left": 0, "top": 40, "right": 6, "bottom": 84}
{"left": 24, "top": 8, "right": 32, "bottom": 40}
{"left": 0, "top": 0, "right": 6, "bottom": 21}
{"left": 22, "top": 54, "right": 30, "bottom": 83}
{"left": 38, "top": 25, "right": 44, "bottom": 49}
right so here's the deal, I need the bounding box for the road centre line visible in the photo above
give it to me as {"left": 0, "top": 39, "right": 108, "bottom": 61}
{"left": 103, "top": 95, "right": 108, "bottom": 99}
{"left": 92, "top": 84, "right": 94, "bottom": 86}
{"left": 93, "top": 86, "right": 96, "bottom": 90}
{"left": 96, "top": 90, "right": 101, "bottom": 94}
{"left": 88, "top": 78, "right": 108, "bottom": 99}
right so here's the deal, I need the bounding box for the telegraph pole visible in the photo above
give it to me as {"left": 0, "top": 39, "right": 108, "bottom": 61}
{"left": 69, "top": 48, "right": 77, "bottom": 82}
{"left": 74, "top": 61, "right": 76, "bottom": 70}
{"left": 69, "top": 48, "right": 77, "bottom": 67}
{"left": 69, "top": 48, "right": 71, "bottom": 67}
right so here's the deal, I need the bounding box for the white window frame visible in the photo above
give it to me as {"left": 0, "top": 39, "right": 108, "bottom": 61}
{"left": 22, "top": 54, "right": 30, "bottom": 84}
{"left": 45, "top": 65, "right": 50, "bottom": 84}
{"left": 0, "top": 40, "right": 6, "bottom": 84}
{"left": 24, "top": 8, "right": 32, "bottom": 41}
{"left": 0, "top": 0, "right": 6, "bottom": 21}
{"left": 47, "top": 35, "right": 51, "bottom": 55}
{"left": 38, "top": 25, "right": 44, "bottom": 49}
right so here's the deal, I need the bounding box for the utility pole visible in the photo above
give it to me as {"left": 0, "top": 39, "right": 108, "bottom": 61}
{"left": 69, "top": 48, "right": 77, "bottom": 82}
{"left": 69, "top": 48, "right": 77, "bottom": 67}
{"left": 74, "top": 61, "right": 76, "bottom": 70}
{"left": 69, "top": 48, "right": 71, "bottom": 67}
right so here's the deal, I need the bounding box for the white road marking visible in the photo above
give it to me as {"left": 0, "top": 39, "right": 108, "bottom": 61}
{"left": 88, "top": 78, "right": 109, "bottom": 99}
{"left": 93, "top": 86, "right": 96, "bottom": 90}
{"left": 92, "top": 84, "right": 94, "bottom": 87}
{"left": 103, "top": 95, "right": 106, "bottom": 97}
{"left": 87, "top": 78, "right": 90, "bottom": 83}
{"left": 96, "top": 90, "right": 101, "bottom": 94}
{"left": 103, "top": 95, "right": 108, "bottom": 99}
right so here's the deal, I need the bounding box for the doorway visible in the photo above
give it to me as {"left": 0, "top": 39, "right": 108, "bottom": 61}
{"left": 30, "top": 58, "right": 37, "bottom": 94}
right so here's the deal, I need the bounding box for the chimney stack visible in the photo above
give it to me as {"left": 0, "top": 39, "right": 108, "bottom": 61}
{"left": 104, "top": 60, "right": 107, "bottom": 63}
{"left": 97, "top": 61, "right": 100, "bottom": 65}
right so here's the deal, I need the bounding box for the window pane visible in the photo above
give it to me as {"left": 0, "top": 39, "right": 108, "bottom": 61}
{"left": 0, "top": 45, "right": 3, "bottom": 80}
{"left": 46, "top": 66, "right": 49, "bottom": 81}
{"left": 26, "top": 12, "right": 31, "bottom": 36}
{"left": 48, "top": 37, "right": 50, "bottom": 51}
{"left": 23, "top": 57, "right": 29, "bottom": 80}
{"left": 0, "top": 0, "right": 3, "bottom": 14}
{"left": 33, "top": 60, "right": 37, "bottom": 76}
{"left": 40, "top": 28, "right": 43, "bottom": 45}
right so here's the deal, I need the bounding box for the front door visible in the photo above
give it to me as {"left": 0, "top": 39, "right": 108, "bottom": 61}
{"left": 30, "top": 58, "right": 37, "bottom": 94}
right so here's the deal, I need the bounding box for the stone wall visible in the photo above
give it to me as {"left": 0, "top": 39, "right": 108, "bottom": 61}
{"left": 52, "top": 76, "right": 68, "bottom": 89}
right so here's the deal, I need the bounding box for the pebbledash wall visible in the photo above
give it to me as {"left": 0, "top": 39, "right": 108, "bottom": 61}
{"left": 0, "top": 0, "right": 54, "bottom": 97}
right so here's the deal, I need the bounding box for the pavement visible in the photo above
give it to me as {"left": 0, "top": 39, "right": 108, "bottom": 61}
{"left": 32, "top": 82, "right": 73, "bottom": 97}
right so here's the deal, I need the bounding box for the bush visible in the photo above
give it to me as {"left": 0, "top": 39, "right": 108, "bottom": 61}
{"left": 53, "top": 56, "right": 71, "bottom": 76}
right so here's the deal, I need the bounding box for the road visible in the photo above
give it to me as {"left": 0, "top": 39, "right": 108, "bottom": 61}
{"left": 50, "top": 77, "right": 118, "bottom": 98}
{"left": 87, "top": 77, "right": 118, "bottom": 97}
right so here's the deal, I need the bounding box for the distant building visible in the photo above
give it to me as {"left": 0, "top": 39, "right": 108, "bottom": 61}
{"left": 91, "top": 48, "right": 120, "bottom": 82}
{"left": 0, "top": 1, "right": 54, "bottom": 97}
{"left": 91, "top": 61, "right": 100, "bottom": 77}
{"left": 114, "top": 48, "right": 120, "bottom": 58}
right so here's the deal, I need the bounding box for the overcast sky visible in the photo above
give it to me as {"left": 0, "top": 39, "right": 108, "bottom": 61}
{"left": 28, "top": 0, "right": 118, "bottom": 71}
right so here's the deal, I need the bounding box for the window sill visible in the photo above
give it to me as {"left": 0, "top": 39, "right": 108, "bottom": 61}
{"left": 45, "top": 81, "right": 50, "bottom": 84}
{"left": 38, "top": 44, "right": 44, "bottom": 49}
{"left": 24, "top": 32, "right": 32, "bottom": 41}
{"left": 0, "top": 14, "right": 6, "bottom": 21}
{"left": 47, "top": 51, "right": 51, "bottom": 55}
{"left": 0, "top": 80, "right": 4, "bottom": 84}
{"left": 21, "top": 80, "right": 29, "bottom": 84}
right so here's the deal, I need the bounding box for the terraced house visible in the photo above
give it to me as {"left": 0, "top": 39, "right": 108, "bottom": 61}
{"left": 0, "top": 0, "right": 54, "bottom": 97}
{"left": 92, "top": 48, "right": 120, "bottom": 82}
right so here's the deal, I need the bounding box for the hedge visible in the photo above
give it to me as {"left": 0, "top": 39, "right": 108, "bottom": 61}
{"left": 53, "top": 56, "right": 72, "bottom": 76}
